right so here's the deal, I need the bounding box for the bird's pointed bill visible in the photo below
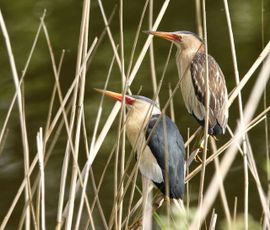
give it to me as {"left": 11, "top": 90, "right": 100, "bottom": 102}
{"left": 94, "top": 88, "right": 135, "bottom": 105}
{"left": 146, "top": 31, "right": 180, "bottom": 41}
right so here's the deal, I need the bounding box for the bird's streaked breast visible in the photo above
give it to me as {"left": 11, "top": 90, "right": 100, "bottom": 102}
{"left": 176, "top": 50, "right": 205, "bottom": 120}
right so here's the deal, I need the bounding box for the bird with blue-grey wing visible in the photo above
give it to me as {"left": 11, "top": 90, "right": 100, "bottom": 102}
{"left": 95, "top": 89, "right": 186, "bottom": 218}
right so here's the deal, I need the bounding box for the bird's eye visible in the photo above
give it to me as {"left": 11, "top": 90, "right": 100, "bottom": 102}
{"left": 177, "top": 36, "right": 182, "bottom": 42}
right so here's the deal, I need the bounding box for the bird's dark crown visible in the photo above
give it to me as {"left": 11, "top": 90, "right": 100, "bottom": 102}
{"left": 132, "top": 95, "right": 159, "bottom": 108}
{"left": 175, "top": 31, "right": 204, "bottom": 43}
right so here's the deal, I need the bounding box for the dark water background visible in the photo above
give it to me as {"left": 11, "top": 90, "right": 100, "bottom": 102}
{"left": 1, "top": 0, "right": 270, "bottom": 228}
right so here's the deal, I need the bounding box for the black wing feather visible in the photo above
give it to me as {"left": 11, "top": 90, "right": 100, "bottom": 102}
{"left": 145, "top": 114, "right": 185, "bottom": 199}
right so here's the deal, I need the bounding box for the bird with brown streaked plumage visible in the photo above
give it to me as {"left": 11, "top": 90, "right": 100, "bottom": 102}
{"left": 146, "top": 30, "right": 228, "bottom": 136}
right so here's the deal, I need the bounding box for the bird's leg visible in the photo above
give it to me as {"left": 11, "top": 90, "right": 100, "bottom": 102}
{"left": 186, "top": 148, "right": 201, "bottom": 167}
{"left": 188, "top": 128, "right": 211, "bottom": 164}
{"left": 188, "top": 131, "right": 214, "bottom": 167}
{"left": 190, "top": 128, "right": 205, "bottom": 163}
{"left": 128, "top": 221, "right": 142, "bottom": 230}
{"left": 212, "top": 135, "right": 219, "bottom": 141}
{"left": 198, "top": 138, "right": 205, "bottom": 151}
{"left": 195, "top": 153, "right": 203, "bottom": 163}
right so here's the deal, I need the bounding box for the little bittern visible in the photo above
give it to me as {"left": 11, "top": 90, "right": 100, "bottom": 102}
{"left": 147, "top": 30, "right": 228, "bottom": 135}
{"left": 96, "top": 89, "right": 185, "bottom": 199}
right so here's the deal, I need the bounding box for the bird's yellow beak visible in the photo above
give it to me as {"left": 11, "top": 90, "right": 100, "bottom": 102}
{"left": 94, "top": 88, "right": 135, "bottom": 105}
{"left": 145, "top": 31, "right": 180, "bottom": 42}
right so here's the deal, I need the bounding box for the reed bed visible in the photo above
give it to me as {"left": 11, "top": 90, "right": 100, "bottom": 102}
{"left": 0, "top": 0, "right": 269, "bottom": 229}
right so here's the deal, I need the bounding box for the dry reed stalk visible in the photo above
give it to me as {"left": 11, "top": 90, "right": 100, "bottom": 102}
{"left": 36, "top": 176, "right": 41, "bottom": 230}
{"left": 65, "top": 0, "right": 91, "bottom": 227}
{"left": 41, "top": 17, "right": 98, "bottom": 229}
{"left": 228, "top": 41, "right": 270, "bottom": 108}
{"left": 43, "top": 22, "right": 96, "bottom": 230}
{"left": 141, "top": 178, "right": 153, "bottom": 229}
{"left": 163, "top": 116, "right": 170, "bottom": 222}
{"left": 223, "top": 1, "right": 249, "bottom": 228}
{"left": 37, "top": 128, "right": 46, "bottom": 230}
{"left": 233, "top": 197, "right": 238, "bottom": 224}
{"left": 122, "top": 197, "right": 143, "bottom": 228}
{"left": 186, "top": 128, "right": 190, "bottom": 214}
{"left": 195, "top": 0, "right": 203, "bottom": 37}
{"left": 209, "top": 209, "right": 217, "bottom": 230}
{"left": 148, "top": 0, "right": 159, "bottom": 105}
{"left": 44, "top": 49, "right": 66, "bottom": 227}
{"left": 118, "top": 0, "right": 131, "bottom": 221}
{"left": 108, "top": 157, "right": 140, "bottom": 229}
{"left": 184, "top": 127, "right": 201, "bottom": 148}
{"left": 74, "top": 45, "right": 116, "bottom": 230}
{"left": 113, "top": 95, "right": 123, "bottom": 228}
{"left": 0, "top": 9, "right": 31, "bottom": 230}
{"left": 75, "top": 117, "right": 99, "bottom": 230}
{"left": 82, "top": 111, "right": 107, "bottom": 227}
{"left": 1, "top": 82, "right": 69, "bottom": 230}
{"left": 116, "top": 1, "right": 127, "bottom": 223}
{"left": 45, "top": 49, "right": 66, "bottom": 136}
{"left": 168, "top": 84, "right": 175, "bottom": 122}
{"left": 117, "top": 98, "right": 126, "bottom": 227}
{"left": 261, "top": 2, "right": 270, "bottom": 227}
{"left": 0, "top": 130, "right": 8, "bottom": 157}
{"left": 126, "top": 0, "right": 150, "bottom": 79}
{"left": 88, "top": 58, "right": 118, "bottom": 214}
{"left": 0, "top": 24, "right": 46, "bottom": 224}
{"left": 86, "top": 5, "right": 117, "bottom": 70}
{"left": 0, "top": 18, "right": 87, "bottom": 226}
{"left": 189, "top": 48, "right": 270, "bottom": 229}
{"left": 127, "top": 0, "right": 170, "bottom": 86}
{"left": 96, "top": 0, "right": 131, "bottom": 97}
{"left": 123, "top": 159, "right": 141, "bottom": 229}
{"left": 90, "top": 169, "right": 108, "bottom": 229}
{"left": 197, "top": 0, "right": 210, "bottom": 227}
{"left": 0, "top": 11, "right": 45, "bottom": 147}
{"left": 210, "top": 139, "right": 231, "bottom": 227}
{"left": 263, "top": 91, "right": 270, "bottom": 228}
{"left": 139, "top": 0, "right": 162, "bottom": 217}
{"left": 19, "top": 22, "right": 96, "bottom": 228}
